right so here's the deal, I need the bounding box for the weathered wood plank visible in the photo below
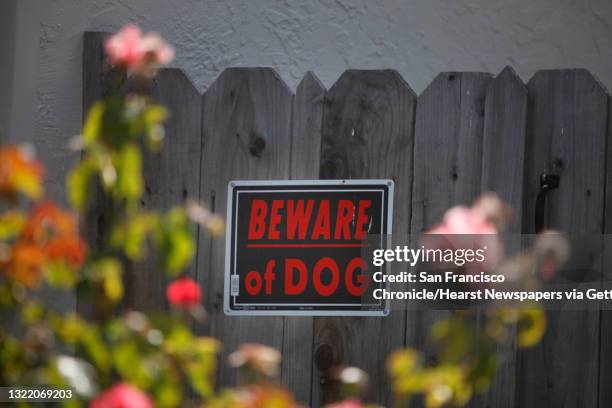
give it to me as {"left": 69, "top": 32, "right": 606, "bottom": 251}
{"left": 410, "top": 72, "right": 491, "bottom": 233}
{"left": 517, "top": 69, "right": 607, "bottom": 408}
{"left": 313, "top": 70, "right": 416, "bottom": 406}
{"left": 281, "top": 72, "right": 325, "bottom": 405}
{"left": 197, "top": 68, "right": 293, "bottom": 387}
{"left": 471, "top": 67, "right": 527, "bottom": 408}
{"left": 80, "top": 32, "right": 120, "bottom": 317}
{"left": 407, "top": 72, "right": 491, "bottom": 407}
{"left": 122, "top": 69, "right": 202, "bottom": 311}
{"left": 599, "top": 91, "right": 612, "bottom": 408}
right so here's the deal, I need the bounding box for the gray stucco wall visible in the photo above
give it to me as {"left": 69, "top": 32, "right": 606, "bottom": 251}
{"left": 4, "top": 0, "right": 612, "bottom": 199}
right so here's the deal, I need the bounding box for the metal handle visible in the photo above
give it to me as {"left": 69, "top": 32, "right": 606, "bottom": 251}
{"left": 535, "top": 173, "right": 560, "bottom": 232}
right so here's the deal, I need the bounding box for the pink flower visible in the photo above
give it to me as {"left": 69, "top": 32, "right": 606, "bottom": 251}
{"left": 327, "top": 399, "right": 364, "bottom": 408}
{"left": 105, "top": 24, "right": 174, "bottom": 74}
{"left": 429, "top": 206, "right": 496, "bottom": 235}
{"left": 90, "top": 383, "right": 153, "bottom": 408}
{"left": 166, "top": 277, "right": 201, "bottom": 308}
{"left": 424, "top": 199, "right": 503, "bottom": 274}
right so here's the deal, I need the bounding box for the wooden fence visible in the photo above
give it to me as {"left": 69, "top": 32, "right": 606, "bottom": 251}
{"left": 83, "top": 32, "right": 612, "bottom": 407}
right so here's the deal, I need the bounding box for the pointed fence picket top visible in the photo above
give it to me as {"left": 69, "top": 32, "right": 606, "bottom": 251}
{"left": 121, "top": 68, "right": 203, "bottom": 311}
{"left": 80, "top": 32, "right": 612, "bottom": 407}
{"left": 481, "top": 66, "right": 527, "bottom": 233}
{"left": 470, "top": 66, "right": 527, "bottom": 408}
{"left": 197, "top": 67, "right": 294, "bottom": 387}
{"left": 314, "top": 69, "right": 416, "bottom": 406}
{"left": 517, "top": 69, "right": 608, "bottom": 408}
{"left": 280, "top": 71, "right": 326, "bottom": 404}
{"left": 407, "top": 72, "right": 492, "bottom": 379}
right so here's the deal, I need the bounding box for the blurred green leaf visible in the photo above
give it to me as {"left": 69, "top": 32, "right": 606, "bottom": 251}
{"left": 112, "top": 340, "right": 151, "bottom": 388}
{"left": 144, "top": 104, "right": 169, "bottom": 125}
{"left": 517, "top": 308, "right": 546, "bottom": 348}
{"left": 115, "top": 143, "right": 143, "bottom": 205}
{"left": 155, "top": 209, "right": 195, "bottom": 275}
{"left": 155, "top": 371, "right": 182, "bottom": 408}
{"left": 96, "top": 258, "right": 124, "bottom": 302}
{"left": 21, "top": 300, "right": 44, "bottom": 325}
{"left": 431, "top": 317, "right": 472, "bottom": 364}
{"left": 54, "top": 313, "right": 84, "bottom": 345}
{"left": 186, "top": 337, "right": 219, "bottom": 398}
{"left": 0, "top": 211, "right": 26, "bottom": 239}
{"left": 112, "top": 212, "right": 158, "bottom": 260}
{"left": 67, "top": 159, "right": 96, "bottom": 212}
{"left": 45, "top": 261, "right": 78, "bottom": 289}
{"left": 81, "top": 327, "right": 111, "bottom": 374}
{"left": 82, "top": 102, "right": 104, "bottom": 144}
{"left": 163, "top": 323, "right": 194, "bottom": 355}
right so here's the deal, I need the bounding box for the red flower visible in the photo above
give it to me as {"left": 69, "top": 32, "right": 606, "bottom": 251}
{"left": 166, "top": 277, "right": 201, "bottom": 308}
{"left": 90, "top": 383, "right": 153, "bottom": 408}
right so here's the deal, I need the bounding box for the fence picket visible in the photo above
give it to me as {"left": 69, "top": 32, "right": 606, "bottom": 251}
{"left": 120, "top": 69, "right": 203, "bottom": 311}
{"left": 471, "top": 66, "right": 527, "bottom": 408}
{"left": 517, "top": 69, "right": 608, "bottom": 408}
{"left": 197, "top": 68, "right": 293, "bottom": 386}
{"left": 314, "top": 70, "right": 416, "bottom": 406}
{"left": 80, "top": 37, "right": 612, "bottom": 406}
{"left": 408, "top": 72, "right": 491, "bottom": 407}
{"left": 282, "top": 72, "right": 326, "bottom": 405}
{"left": 599, "top": 92, "right": 612, "bottom": 408}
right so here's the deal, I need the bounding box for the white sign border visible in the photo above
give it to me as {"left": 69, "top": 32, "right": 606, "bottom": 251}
{"left": 223, "top": 179, "right": 393, "bottom": 316}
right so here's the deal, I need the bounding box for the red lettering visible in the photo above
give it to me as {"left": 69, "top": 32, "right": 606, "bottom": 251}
{"left": 264, "top": 260, "right": 276, "bottom": 294}
{"left": 355, "top": 200, "right": 372, "bottom": 240}
{"left": 286, "top": 200, "right": 314, "bottom": 240}
{"left": 268, "top": 200, "right": 284, "bottom": 240}
{"left": 334, "top": 200, "right": 355, "bottom": 240}
{"left": 313, "top": 257, "right": 339, "bottom": 296}
{"left": 248, "top": 200, "right": 268, "bottom": 240}
{"left": 245, "top": 270, "right": 262, "bottom": 295}
{"left": 345, "top": 257, "right": 369, "bottom": 296}
{"left": 312, "top": 200, "right": 331, "bottom": 240}
{"left": 284, "top": 259, "right": 307, "bottom": 295}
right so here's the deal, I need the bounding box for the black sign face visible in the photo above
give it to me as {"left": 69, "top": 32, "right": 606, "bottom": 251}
{"left": 224, "top": 180, "right": 393, "bottom": 316}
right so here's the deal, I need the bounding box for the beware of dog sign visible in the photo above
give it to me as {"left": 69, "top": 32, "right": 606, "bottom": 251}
{"left": 224, "top": 180, "right": 393, "bottom": 316}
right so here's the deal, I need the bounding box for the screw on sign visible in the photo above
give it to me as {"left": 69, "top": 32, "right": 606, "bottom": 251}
{"left": 224, "top": 180, "right": 393, "bottom": 316}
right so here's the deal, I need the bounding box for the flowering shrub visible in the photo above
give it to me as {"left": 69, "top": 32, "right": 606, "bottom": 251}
{"left": 0, "top": 24, "right": 564, "bottom": 408}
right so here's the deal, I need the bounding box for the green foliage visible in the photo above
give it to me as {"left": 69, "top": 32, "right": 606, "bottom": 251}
{"left": 155, "top": 209, "right": 196, "bottom": 275}
{"left": 0, "top": 25, "right": 553, "bottom": 408}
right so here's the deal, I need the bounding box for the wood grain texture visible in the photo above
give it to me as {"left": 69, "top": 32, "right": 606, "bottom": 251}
{"left": 122, "top": 69, "right": 202, "bottom": 311}
{"left": 471, "top": 66, "right": 527, "bottom": 408}
{"left": 314, "top": 70, "right": 416, "bottom": 406}
{"left": 197, "top": 68, "right": 293, "bottom": 387}
{"left": 517, "top": 69, "right": 607, "bottom": 408}
{"left": 81, "top": 42, "right": 612, "bottom": 405}
{"left": 80, "top": 32, "right": 122, "bottom": 317}
{"left": 407, "top": 72, "right": 491, "bottom": 407}
{"left": 281, "top": 72, "right": 326, "bottom": 406}
{"left": 81, "top": 31, "right": 111, "bottom": 257}
{"left": 599, "top": 91, "right": 612, "bottom": 408}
